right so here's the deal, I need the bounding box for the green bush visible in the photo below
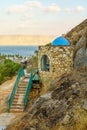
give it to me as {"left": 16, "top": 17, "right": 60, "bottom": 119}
{"left": 0, "top": 59, "right": 21, "bottom": 84}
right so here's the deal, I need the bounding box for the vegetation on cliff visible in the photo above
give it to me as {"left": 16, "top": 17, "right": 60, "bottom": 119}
{"left": 0, "top": 59, "right": 21, "bottom": 84}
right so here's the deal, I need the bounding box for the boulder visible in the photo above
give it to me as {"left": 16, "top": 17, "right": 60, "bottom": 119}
{"left": 82, "top": 100, "right": 87, "bottom": 110}
{"left": 62, "top": 115, "right": 71, "bottom": 125}
{"left": 74, "top": 48, "right": 87, "bottom": 68}
{"left": 72, "top": 89, "right": 80, "bottom": 96}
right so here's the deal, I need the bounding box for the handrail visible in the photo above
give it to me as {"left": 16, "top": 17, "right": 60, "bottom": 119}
{"left": 8, "top": 68, "right": 25, "bottom": 112}
{"left": 24, "top": 73, "right": 32, "bottom": 110}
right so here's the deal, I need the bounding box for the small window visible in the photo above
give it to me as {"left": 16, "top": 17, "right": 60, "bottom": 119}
{"left": 41, "top": 55, "right": 50, "bottom": 71}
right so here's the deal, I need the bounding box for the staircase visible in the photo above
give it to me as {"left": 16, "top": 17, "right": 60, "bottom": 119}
{"left": 8, "top": 68, "right": 39, "bottom": 112}
{"left": 10, "top": 79, "right": 29, "bottom": 112}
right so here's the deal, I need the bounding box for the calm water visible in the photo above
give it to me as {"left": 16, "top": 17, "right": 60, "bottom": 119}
{"left": 0, "top": 46, "right": 38, "bottom": 57}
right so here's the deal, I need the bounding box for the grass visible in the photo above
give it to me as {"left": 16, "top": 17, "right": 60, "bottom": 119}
{"left": 73, "top": 109, "right": 87, "bottom": 130}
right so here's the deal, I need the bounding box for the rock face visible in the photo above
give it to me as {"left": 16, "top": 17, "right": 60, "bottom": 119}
{"left": 65, "top": 19, "right": 87, "bottom": 69}
{"left": 82, "top": 100, "right": 87, "bottom": 110}
{"left": 74, "top": 48, "right": 87, "bottom": 68}
{"left": 7, "top": 71, "right": 87, "bottom": 130}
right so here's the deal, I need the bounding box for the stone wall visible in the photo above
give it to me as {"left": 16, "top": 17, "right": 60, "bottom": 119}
{"left": 38, "top": 46, "right": 74, "bottom": 88}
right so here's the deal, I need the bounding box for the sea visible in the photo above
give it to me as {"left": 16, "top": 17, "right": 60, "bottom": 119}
{"left": 0, "top": 46, "right": 38, "bottom": 57}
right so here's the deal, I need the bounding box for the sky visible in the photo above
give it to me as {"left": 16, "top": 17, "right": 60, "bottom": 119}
{"left": 0, "top": 0, "right": 87, "bottom": 36}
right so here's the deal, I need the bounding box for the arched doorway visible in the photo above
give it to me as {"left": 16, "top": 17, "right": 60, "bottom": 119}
{"left": 41, "top": 55, "right": 50, "bottom": 71}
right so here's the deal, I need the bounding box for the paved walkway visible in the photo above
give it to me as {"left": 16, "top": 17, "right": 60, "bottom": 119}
{"left": 0, "top": 76, "right": 17, "bottom": 130}
{"left": 0, "top": 113, "right": 16, "bottom": 129}
{"left": 0, "top": 112, "right": 22, "bottom": 130}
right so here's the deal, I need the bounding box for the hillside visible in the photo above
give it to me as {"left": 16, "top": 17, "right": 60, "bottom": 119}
{"left": 65, "top": 19, "right": 87, "bottom": 69}
{"left": 65, "top": 19, "right": 87, "bottom": 45}
{"left": 7, "top": 19, "right": 87, "bottom": 130}
{"left": 7, "top": 70, "right": 87, "bottom": 130}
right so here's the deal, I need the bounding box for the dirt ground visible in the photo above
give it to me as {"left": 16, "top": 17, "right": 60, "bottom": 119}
{"left": 0, "top": 76, "right": 24, "bottom": 129}
{"left": 0, "top": 76, "right": 16, "bottom": 105}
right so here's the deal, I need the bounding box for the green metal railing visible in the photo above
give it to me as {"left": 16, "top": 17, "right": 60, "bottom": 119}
{"left": 24, "top": 73, "right": 32, "bottom": 110}
{"left": 8, "top": 68, "right": 25, "bottom": 112}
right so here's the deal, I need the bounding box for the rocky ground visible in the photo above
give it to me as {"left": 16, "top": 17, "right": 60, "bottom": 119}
{"left": 7, "top": 69, "right": 87, "bottom": 130}
{"left": 65, "top": 19, "right": 87, "bottom": 69}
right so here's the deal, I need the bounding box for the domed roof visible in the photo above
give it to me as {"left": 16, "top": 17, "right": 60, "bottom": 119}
{"left": 51, "top": 36, "right": 70, "bottom": 46}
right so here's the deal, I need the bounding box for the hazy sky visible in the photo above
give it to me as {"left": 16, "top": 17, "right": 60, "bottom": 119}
{"left": 0, "top": 0, "right": 87, "bottom": 35}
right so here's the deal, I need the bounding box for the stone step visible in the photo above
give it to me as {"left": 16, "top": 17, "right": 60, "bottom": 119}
{"left": 16, "top": 89, "right": 26, "bottom": 92}
{"left": 12, "top": 100, "right": 23, "bottom": 104}
{"left": 14, "top": 96, "right": 24, "bottom": 100}
{"left": 16, "top": 90, "right": 26, "bottom": 93}
{"left": 13, "top": 98, "right": 23, "bottom": 103}
{"left": 13, "top": 99, "right": 19, "bottom": 103}
{"left": 12, "top": 103, "right": 24, "bottom": 106}
{"left": 18, "top": 85, "right": 27, "bottom": 88}
{"left": 17, "top": 88, "right": 27, "bottom": 91}
{"left": 12, "top": 99, "right": 20, "bottom": 102}
{"left": 18, "top": 86, "right": 27, "bottom": 89}
{"left": 14, "top": 95, "right": 24, "bottom": 99}
{"left": 17, "top": 88, "right": 26, "bottom": 91}
{"left": 15, "top": 93, "right": 24, "bottom": 97}
{"left": 11, "top": 105, "right": 24, "bottom": 109}
{"left": 19, "top": 81, "right": 28, "bottom": 85}
{"left": 11, "top": 103, "right": 24, "bottom": 107}
{"left": 15, "top": 93, "right": 25, "bottom": 96}
{"left": 15, "top": 92, "right": 25, "bottom": 95}
{"left": 10, "top": 108, "right": 24, "bottom": 112}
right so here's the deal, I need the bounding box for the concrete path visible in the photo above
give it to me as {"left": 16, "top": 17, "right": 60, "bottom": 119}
{"left": 0, "top": 76, "right": 26, "bottom": 129}
{"left": 0, "top": 76, "right": 17, "bottom": 130}
{"left": 0, "top": 113, "right": 15, "bottom": 125}
{"left": 0, "top": 113, "right": 16, "bottom": 130}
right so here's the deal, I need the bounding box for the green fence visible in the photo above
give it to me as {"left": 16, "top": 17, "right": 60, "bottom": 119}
{"left": 8, "top": 68, "right": 25, "bottom": 112}
{"left": 24, "top": 73, "right": 32, "bottom": 110}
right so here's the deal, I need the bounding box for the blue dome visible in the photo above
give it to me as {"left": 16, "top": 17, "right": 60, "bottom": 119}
{"left": 51, "top": 36, "right": 70, "bottom": 46}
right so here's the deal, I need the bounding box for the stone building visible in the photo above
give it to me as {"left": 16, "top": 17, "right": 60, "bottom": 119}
{"left": 38, "top": 36, "right": 74, "bottom": 88}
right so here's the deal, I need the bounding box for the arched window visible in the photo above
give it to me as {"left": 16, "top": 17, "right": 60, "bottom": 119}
{"left": 41, "top": 55, "right": 50, "bottom": 71}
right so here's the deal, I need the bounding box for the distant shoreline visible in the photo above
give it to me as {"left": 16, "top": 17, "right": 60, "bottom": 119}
{"left": 0, "top": 46, "right": 38, "bottom": 57}
{"left": 0, "top": 35, "right": 55, "bottom": 46}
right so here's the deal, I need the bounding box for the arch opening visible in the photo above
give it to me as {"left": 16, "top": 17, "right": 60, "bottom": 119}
{"left": 41, "top": 55, "right": 50, "bottom": 71}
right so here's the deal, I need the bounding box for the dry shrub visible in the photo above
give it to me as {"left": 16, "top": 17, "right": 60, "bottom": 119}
{"left": 52, "top": 109, "right": 87, "bottom": 130}
{"left": 73, "top": 109, "right": 87, "bottom": 130}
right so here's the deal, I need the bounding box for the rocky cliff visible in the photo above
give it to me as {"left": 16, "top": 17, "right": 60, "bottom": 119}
{"left": 7, "top": 19, "right": 87, "bottom": 130}
{"left": 65, "top": 19, "right": 87, "bottom": 69}
{"left": 7, "top": 71, "right": 87, "bottom": 130}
